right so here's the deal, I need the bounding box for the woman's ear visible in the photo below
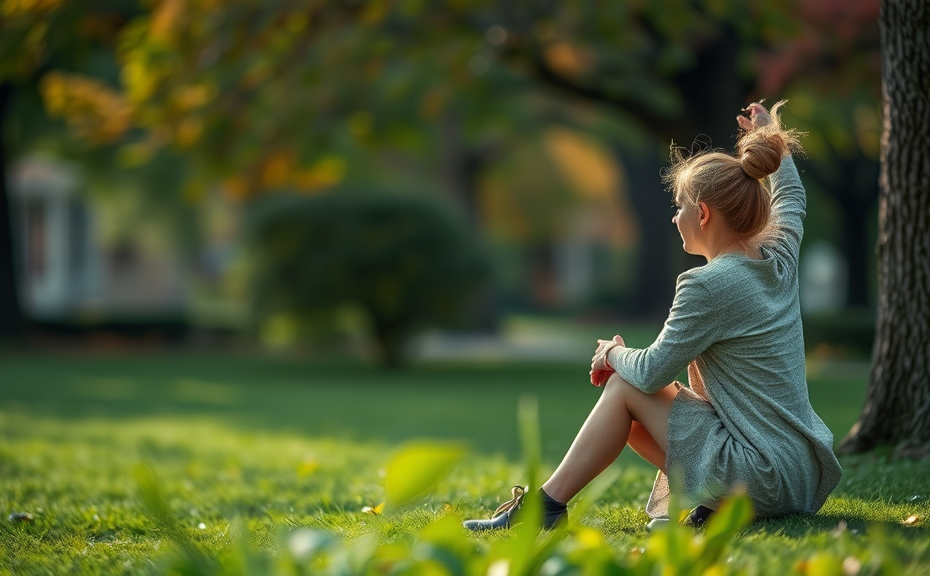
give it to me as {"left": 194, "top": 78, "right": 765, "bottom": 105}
{"left": 699, "top": 201, "right": 710, "bottom": 229}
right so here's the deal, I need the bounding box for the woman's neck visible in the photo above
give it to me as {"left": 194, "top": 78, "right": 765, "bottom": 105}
{"left": 706, "top": 236, "right": 762, "bottom": 262}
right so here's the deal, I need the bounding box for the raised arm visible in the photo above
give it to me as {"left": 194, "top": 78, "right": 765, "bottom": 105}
{"left": 767, "top": 155, "right": 807, "bottom": 269}
{"left": 738, "top": 101, "right": 806, "bottom": 269}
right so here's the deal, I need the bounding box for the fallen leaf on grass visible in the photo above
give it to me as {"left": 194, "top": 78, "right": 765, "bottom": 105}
{"left": 795, "top": 552, "right": 842, "bottom": 575}
{"left": 903, "top": 515, "right": 920, "bottom": 526}
{"left": 842, "top": 557, "right": 862, "bottom": 575}
{"left": 362, "top": 503, "right": 384, "bottom": 515}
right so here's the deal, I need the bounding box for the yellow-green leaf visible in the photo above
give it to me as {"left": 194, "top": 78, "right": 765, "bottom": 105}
{"left": 384, "top": 441, "right": 465, "bottom": 509}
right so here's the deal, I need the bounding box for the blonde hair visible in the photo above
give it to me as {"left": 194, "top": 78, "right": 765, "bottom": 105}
{"left": 664, "top": 101, "right": 804, "bottom": 249}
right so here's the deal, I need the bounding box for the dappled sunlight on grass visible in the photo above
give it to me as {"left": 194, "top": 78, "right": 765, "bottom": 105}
{"left": 2, "top": 351, "right": 928, "bottom": 574}
{"left": 0, "top": 351, "right": 613, "bottom": 461}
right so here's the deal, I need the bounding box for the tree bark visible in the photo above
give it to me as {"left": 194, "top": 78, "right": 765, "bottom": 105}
{"left": 839, "top": 0, "right": 930, "bottom": 457}
{"left": 439, "top": 110, "right": 499, "bottom": 332}
{"left": 613, "top": 144, "right": 676, "bottom": 318}
{"left": 0, "top": 81, "right": 25, "bottom": 343}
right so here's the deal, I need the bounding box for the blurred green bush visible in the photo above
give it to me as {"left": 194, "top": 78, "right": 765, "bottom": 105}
{"left": 245, "top": 192, "right": 489, "bottom": 367}
{"left": 803, "top": 308, "right": 876, "bottom": 359}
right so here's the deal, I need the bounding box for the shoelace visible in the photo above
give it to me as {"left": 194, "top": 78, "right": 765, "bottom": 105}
{"left": 492, "top": 485, "right": 527, "bottom": 517}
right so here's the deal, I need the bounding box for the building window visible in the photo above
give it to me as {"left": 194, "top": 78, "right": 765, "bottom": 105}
{"left": 25, "top": 198, "right": 46, "bottom": 281}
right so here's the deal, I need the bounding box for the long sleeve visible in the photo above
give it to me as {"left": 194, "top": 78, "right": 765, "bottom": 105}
{"left": 616, "top": 153, "right": 841, "bottom": 517}
{"left": 767, "top": 155, "right": 807, "bottom": 270}
{"left": 607, "top": 270, "right": 722, "bottom": 393}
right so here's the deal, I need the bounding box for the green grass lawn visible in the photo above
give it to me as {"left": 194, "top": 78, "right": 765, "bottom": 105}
{"left": 1, "top": 350, "right": 928, "bottom": 575}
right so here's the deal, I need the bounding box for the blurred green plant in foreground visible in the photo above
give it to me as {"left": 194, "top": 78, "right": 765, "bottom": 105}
{"left": 133, "top": 398, "right": 912, "bottom": 576}
{"left": 245, "top": 192, "right": 489, "bottom": 367}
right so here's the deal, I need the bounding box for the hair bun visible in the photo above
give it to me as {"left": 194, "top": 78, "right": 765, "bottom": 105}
{"left": 736, "top": 100, "right": 803, "bottom": 180}
{"left": 739, "top": 134, "right": 785, "bottom": 180}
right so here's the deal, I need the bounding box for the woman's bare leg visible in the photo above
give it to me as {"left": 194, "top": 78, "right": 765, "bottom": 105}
{"left": 627, "top": 421, "right": 667, "bottom": 471}
{"left": 541, "top": 373, "right": 677, "bottom": 504}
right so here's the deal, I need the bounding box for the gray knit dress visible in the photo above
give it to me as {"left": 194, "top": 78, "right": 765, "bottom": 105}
{"left": 607, "top": 156, "right": 842, "bottom": 518}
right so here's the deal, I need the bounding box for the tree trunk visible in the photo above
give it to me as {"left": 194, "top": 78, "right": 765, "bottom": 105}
{"left": 839, "top": 0, "right": 930, "bottom": 457}
{"left": 614, "top": 144, "right": 676, "bottom": 318}
{"left": 0, "top": 81, "right": 25, "bottom": 343}
{"left": 440, "top": 111, "right": 482, "bottom": 227}
{"left": 372, "top": 318, "right": 407, "bottom": 370}
{"left": 615, "top": 28, "right": 748, "bottom": 317}
{"left": 439, "top": 110, "right": 499, "bottom": 332}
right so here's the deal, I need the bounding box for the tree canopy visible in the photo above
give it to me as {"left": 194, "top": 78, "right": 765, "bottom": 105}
{"left": 34, "top": 1, "right": 808, "bottom": 195}
{"left": 2, "top": 0, "right": 883, "bottom": 334}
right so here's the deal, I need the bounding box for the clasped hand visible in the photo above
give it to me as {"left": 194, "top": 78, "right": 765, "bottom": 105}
{"left": 589, "top": 335, "right": 624, "bottom": 386}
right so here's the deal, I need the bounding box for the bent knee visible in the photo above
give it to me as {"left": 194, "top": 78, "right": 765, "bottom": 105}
{"left": 603, "top": 372, "right": 635, "bottom": 392}
{"left": 603, "top": 372, "right": 664, "bottom": 400}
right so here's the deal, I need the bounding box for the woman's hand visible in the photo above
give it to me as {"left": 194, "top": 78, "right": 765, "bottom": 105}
{"left": 589, "top": 335, "right": 624, "bottom": 386}
{"left": 737, "top": 101, "right": 772, "bottom": 131}
{"left": 591, "top": 335, "right": 624, "bottom": 371}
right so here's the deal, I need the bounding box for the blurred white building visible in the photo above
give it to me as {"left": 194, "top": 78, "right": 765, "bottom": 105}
{"left": 800, "top": 241, "right": 848, "bottom": 314}
{"left": 9, "top": 156, "right": 185, "bottom": 321}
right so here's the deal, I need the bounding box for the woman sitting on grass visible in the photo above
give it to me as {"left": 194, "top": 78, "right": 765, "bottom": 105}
{"left": 463, "top": 101, "right": 843, "bottom": 531}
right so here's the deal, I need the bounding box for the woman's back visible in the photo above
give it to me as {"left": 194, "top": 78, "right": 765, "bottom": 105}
{"left": 613, "top": 155, "right": 842, "bottom": 517}
{"left": 463, "top": 102, "right": 843, "bottom": 533}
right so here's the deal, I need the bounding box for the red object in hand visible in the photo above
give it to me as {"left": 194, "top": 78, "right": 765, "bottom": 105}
{"left": 590, "top": 368, "right": 613, "bottom": 387}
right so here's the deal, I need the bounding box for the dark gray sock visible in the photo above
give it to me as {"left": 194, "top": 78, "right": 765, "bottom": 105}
{"left": 539, "top": 489, "right": 567, "bottom": 527}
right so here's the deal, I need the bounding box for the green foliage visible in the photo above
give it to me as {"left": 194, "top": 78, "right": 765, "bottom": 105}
{"left": 128, "top": 395, "right": 915, "bottom": 576}
{"left": 0, "top": 0, "right": 63, "bottom": 81}
{"left": 0, "top": 0, "right": 116, "bottom": 83}
{"left": 385, "top": 441, "right": 466, "bottom": 510}
{"left": 32, "top": 0, "right": 811, "bottom": 192}
{"left": 2, "top": 352, "right": 930, "bottom": 575}
{"left": 246, "top": 192, "right": 489, "bottom": 366}
{"left": 640, "top": 493, "right": 755, "bottom": 575}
